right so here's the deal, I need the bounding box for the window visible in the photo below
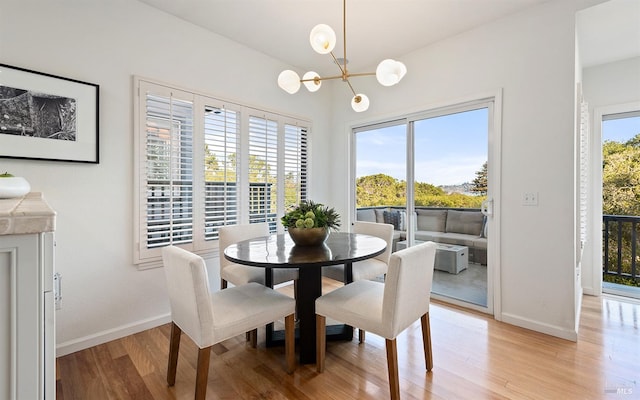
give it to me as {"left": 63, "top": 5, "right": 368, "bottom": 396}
{"left": 134, "top": 78, "right": 309, "bottom": 265}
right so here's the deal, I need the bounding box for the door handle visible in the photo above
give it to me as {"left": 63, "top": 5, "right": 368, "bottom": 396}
{"left": 481, "top": 199, "right": 493, "bottom": 217}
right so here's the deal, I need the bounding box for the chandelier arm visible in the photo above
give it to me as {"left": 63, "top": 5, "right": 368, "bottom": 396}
{"left": 344, "top": 77, "right": 357, "bottom": 97}
{"left": 346, "top": 72, "right": 376, "bottom": 78}
{"left": 300, "top": 74, "right": 344, "bottom": 82}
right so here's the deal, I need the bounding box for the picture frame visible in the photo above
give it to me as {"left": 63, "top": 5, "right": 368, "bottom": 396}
{"left": 0, "top": 63, "right": 99, "bottom": 163}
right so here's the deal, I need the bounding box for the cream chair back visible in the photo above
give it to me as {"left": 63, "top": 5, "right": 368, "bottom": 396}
{"left": 162, "top": 245, "right": 215, "bottom": 348}
{"left": 382, "top": 241, "right": 437, "bottom": 338}
{"left": 353, "top": 221, "right": 394, "bottom": 265}
{"left": 218, "top": 222, "right": 269, "bottom": 273}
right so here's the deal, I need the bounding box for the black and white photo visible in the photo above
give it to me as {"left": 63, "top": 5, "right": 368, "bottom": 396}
{"left": 0, "top": 64, "right": 99, "bottom": 163}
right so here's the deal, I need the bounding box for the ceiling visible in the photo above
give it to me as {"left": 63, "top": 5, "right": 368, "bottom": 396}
{"left": 577, "top": 0, "right": 640, "bottom": 68}
{"left": 138, "top": 0, "right": 640, "bottom": 76}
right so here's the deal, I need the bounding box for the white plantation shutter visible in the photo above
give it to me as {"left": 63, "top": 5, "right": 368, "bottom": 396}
{"left": 248, "top": 114, "right": 279, "bottom": 229}
{"left": 134, "top": 78, "right": 310, "bottom": 265}
{"left": 203, "top": 103, "right": 239, "bottom": 240}
{"left": 579, "top": 100, "right": 589, "bottom": 248}
{"left": 283, "top": 123, "right": 308, "bottom": 210}
{"left": 137, "top": 82, "right": 195, "bottom": 261}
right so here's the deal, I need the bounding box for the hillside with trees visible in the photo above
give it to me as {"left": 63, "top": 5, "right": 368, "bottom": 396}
{"left": 356, "top": 162, "right": 487, "bottom": 209}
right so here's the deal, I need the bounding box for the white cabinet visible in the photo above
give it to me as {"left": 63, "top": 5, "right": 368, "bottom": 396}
{"left": 0, "top": 193, "right": 56, "bottom": 400}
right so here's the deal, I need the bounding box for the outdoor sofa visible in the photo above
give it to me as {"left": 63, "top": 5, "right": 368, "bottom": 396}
{"left": 356, "top": 207, "right": 487, "bottom": 265}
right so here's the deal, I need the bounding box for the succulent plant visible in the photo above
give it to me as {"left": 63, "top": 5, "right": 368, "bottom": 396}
{"left": 281, "top": 200, "right": 341, "bottom": 230}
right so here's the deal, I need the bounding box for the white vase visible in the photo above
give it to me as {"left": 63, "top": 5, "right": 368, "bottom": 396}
{"left": 0, "top": 177, "right": 31, "bottom": 199}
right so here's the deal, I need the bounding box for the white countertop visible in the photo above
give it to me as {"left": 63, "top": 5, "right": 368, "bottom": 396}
{"left": 0, "top": 192, "right": 56, "bottom": 235}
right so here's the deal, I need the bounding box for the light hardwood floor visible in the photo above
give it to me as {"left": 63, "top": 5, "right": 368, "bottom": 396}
{"left": 56, "top": 284, "right": 639, "bottom": 399}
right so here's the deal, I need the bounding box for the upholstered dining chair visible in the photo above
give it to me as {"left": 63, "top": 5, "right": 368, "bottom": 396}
{"left": 162, "top": 245, "right": 296, "bottom": 400}
{"left": 315, "top": 241, "right": 437, "bottom": 400}
{"left": 322, "top": 221, "right": 394, "bottom": 283}
{"left": 218, "top": 222, "right": 298, "bottom": 289}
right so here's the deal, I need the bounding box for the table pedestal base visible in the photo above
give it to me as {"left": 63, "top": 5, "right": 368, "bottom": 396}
{"left": 265, "top": 263, "right": 354, "bottom": 364}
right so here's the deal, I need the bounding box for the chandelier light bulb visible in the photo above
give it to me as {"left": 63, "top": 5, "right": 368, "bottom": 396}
{"left": 309, "top": 24, "right": 337, "bottom": 54}
{"left": 351, "top": 94, "right": 369, "bottom": 112}
{"left": 376, "top": 59, "right": 407, "bottom": 86}
{"left": 302, "top": 71, "right": 322, "bottom": 92}
{"left": 277, "top": 70, "right": 301, "bottom": 94}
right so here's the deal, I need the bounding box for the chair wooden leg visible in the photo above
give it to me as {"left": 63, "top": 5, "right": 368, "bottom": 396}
{"left": 285, "top": 313, "right": 295, "bottom": 373}
{"left": 221, "top": 279, "right": 228, "bottom": 289}
{"left": 385, "top": 338, "right": 400, "bottom": 400}
{"left": 421, "top": 313, "right": 433, "bottom": 371}
{"left": 195, "top": 346, "right": 212, "bottom": 400}
{"left": 316, "top": 315, "right": 326, "bottom": 373}
{"left": 358, "top": 329, "right": 366, "bottom": 343}
{"left": 167, "top": 322, "right": 181, "bottom": 386}
{"left": 249, "top": 328, "right": 258, "bottom": 348}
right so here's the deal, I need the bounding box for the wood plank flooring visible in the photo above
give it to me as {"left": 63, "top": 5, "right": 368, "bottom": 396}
{"left": 56, "top": 285, "right": 640, "bottom": 399}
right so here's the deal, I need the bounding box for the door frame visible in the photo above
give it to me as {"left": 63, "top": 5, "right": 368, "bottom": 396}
{"left": 589, "top": 101, "right": 640, "bottom": 296}
{"left": 349, "top": 90, "right": 503, "bottom": 316}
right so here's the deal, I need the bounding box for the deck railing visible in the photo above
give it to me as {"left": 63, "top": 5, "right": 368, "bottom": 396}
{"left": 603, "top": 214, "right": 640, "bottom": 285}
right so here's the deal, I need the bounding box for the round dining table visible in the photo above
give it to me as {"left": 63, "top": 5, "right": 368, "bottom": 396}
{"left": 224, "top": 231, "right": 387, "bottom": 364}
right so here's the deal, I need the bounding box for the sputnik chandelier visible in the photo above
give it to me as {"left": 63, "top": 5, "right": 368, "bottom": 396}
{"left": 277, "top": 0, "right": 407, "bottom": 112}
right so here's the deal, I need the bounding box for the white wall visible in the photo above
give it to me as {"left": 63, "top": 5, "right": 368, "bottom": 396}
{"left": 0, "top": 0, "right": 331, "bottom": 355}
{"left": 581, "top": 56, "right": 640, "bottom": 295}
{"left": 583, "top": 57, "right": 640, "bottom": 106}
{"left": 327, "top": 0, "right": 604, "bottom": 340}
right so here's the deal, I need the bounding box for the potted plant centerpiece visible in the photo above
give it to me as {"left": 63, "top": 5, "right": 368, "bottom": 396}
{"left": 281, "top": 200, "right": 341, "bottom": 246}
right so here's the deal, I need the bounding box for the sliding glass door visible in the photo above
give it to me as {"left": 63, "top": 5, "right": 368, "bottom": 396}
{"left": 353, "top": 99, "right": 495, "bottom": 311}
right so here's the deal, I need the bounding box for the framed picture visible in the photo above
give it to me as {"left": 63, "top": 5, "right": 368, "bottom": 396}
{"left": 0, "top": 63, "right": 99, "bottom": 163}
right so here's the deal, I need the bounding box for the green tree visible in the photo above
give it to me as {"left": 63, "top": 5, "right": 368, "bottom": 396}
{"left": 356, "top": 174, "right": 403, "bottom": 207}
{"left": 602, "top": 134, "right": 640, "bottom": 216}
{"left": 471, "top": 162, "right": 488, "bottom": 195}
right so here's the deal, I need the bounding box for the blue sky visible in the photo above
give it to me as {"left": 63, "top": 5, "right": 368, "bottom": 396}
{"left": 357, "top": 112, "right": 640, "bottom": 186}
{"left": 356, "top": 108, "right": 488, "bottom": 186}
{"left": 602, "top": 116, "right": 640, "bottom": 142}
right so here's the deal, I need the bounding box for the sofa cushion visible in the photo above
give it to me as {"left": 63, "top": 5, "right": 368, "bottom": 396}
{"left": 445, "top": 210, "right": 483, "bottom": 236}
{"left": 414, "top": 231, "right": 476, "bottom": 248}
{"left": 374, "top": 209, "right": 386, "bottom": 223}
{"left": 416, "top": 209, "right": 447, "bottom": 232}
{"left": 356, "top": 208, "right": 376, "bottom": 223}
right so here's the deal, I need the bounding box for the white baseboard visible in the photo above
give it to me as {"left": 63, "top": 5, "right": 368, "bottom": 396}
{"left": 500, "top": 312, "right": 578, "bottom": 342}
{"left": 56, "top": 313, "right": 171, "bottom": 357}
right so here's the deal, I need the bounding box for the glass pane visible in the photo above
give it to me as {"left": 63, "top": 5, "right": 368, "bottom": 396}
{"left": 413, "top": 107, "right": 488, "bottom": 306}
{"left": 355, "top": 123, "right": 407, "bottom": 272}
{"left": 602, "top": 114, "right": 640, "bottom": 291}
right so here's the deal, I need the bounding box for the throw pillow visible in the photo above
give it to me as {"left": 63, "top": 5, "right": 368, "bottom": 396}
{"left": 383, "top": 210, "right": 401, "bottom": 230}
{"left": 398, "top": 210, "right": 407, "bottom": 231}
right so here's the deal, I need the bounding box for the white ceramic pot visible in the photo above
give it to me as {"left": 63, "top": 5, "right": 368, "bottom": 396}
{"left": 0, "top": 177, "right": 31, "bottom": 199}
